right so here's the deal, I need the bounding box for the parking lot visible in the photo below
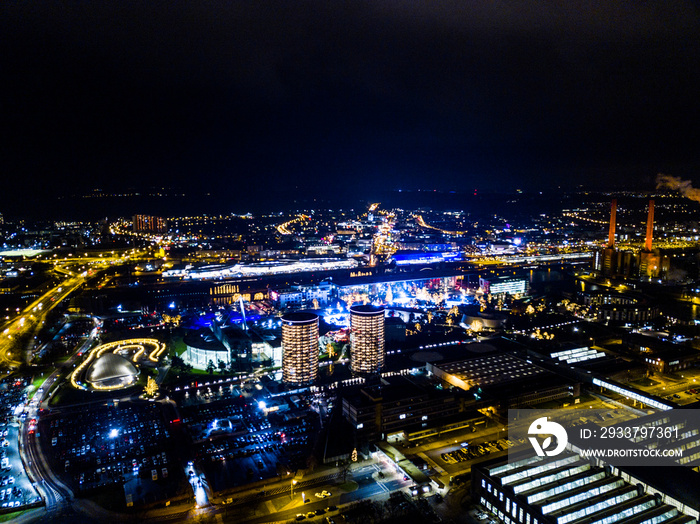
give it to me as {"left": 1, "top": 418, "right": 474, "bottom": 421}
{"left": 0, "top": 377, "right": 28, "bottom": 426}
{"left": 0, "top": 377, "right": 42, "bottom": 513}
{"left": 181, "top": 393, "right": 319, "bottom": 492}
{"left": 661, "top": 386, "right": 700, "bottom": 405}
{"left": 41, "top": 401, "right": 182, "bottom": 495}
{"left": 630, "top": 369, "right": 700, "bottom": 406}
{"left": 424, "top": 402, "right": 640, "bottom": 476}
{"left": 1, "top": 423, "right": 41, "bottom": 511}
{"left": 440, "top": 437, "right": 523, "bottom": 465}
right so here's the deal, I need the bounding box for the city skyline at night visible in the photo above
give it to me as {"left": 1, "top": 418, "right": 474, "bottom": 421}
{"left": 1, "top": 2, "right": 700, "bottom": 524}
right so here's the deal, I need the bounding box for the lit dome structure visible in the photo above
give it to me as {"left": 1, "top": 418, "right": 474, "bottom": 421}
{"left": 86, "top": 353, "right": 139, "bottom": 389}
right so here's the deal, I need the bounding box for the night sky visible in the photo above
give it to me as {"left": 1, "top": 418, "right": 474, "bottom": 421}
{"left": 2, "top": 2, "right": 700, "bottom": 214}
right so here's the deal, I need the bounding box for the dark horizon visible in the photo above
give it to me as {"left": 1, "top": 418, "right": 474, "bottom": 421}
{"left": 3, "top": 184, "right": 694, "bottom": 222}
{"left": 2, "top": 1, "right": 700, "bottom": 210}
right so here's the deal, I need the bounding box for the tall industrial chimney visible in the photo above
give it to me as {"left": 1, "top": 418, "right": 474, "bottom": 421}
{"left": 608, "top": 199, "right": 617, "bottom": 248}
{"left": 645, "top": 199, "right": 655, "bottom": 252}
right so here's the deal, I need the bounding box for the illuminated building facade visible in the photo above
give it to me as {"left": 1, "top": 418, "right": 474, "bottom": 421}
{"left": 183, "top": 328, "right": 231, "bottom": 369}
{"left": 479, "top": 277, "right": 528, "bottom": 296}
{"left": 133, "top": 214, "right": 167, "bottom": 233}
{"left": 282, "top": 312, "right": 319, "bottom": 386}
{"left": 350, "top": 304, "right": 385, "bottom": 374}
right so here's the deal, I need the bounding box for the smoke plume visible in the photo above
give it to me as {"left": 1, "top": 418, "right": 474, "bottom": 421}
{"left": 656, "top": 174, "right": 700, "bottom": 203}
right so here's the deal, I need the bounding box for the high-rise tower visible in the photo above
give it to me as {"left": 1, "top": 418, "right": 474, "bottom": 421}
{"left": 282, "top": 312, "right": 319, "bottom": 386}
{"left": 350, "top": 305, "right": 385, "bottom": 374}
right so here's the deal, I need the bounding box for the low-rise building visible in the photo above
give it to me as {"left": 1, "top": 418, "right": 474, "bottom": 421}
{"left": 427, "top": 348, "right": 580, "bottom": 412}
{"left": 341, "top": 375, "right": 464, "bottom": 442}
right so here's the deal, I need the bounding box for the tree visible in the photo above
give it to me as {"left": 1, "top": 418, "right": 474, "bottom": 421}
{"left": 206, "top": 359, "right": 215, "bottom": 375}
{"left": 340, "top": 460, "right": 352, "bottom": 483}
{"left": 144, "top": 376, "right": 158, "bottom": 397}
{"left": 171, "top": 354, "right": 185, "bottom": 370}
{"left": 217, "top": 359, "right": 227, "bottom": 374}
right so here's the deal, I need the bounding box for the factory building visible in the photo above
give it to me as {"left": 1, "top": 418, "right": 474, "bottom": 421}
{"left": 595, "top": 199, "right": 670, "bottom": 280}
{"left": 473, "top": 409, "right": 700, "bottom": 524}
{"left": 473, "top": 451, "right": 697, "bottom": 524}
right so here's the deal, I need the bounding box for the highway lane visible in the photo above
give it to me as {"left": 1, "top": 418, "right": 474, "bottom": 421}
{"left": 18, "top": 327, "right": 103, "bottom": 519}
{"left": 0, "top": 255, "right": 141, "bottom": 369}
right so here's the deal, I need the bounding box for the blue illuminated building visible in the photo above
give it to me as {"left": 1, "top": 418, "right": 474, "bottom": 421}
{"left": 389, "top": 250, "right": 462, "bottom": 266}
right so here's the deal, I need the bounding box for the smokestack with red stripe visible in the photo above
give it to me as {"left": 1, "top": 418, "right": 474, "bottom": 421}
{"left": 645, "top": 199, "right": 655, "bottom": 252}
{"left": 608, "top": 199, "right": 617, "bottom": 248}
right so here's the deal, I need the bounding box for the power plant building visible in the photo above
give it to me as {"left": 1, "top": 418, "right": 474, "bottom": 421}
{"left": 350, "top": 304, "right": 385, "bottom": 374}
{"left": 282, "top": 312, "right": 319, "bottom": 386}
{"left": 595, "top": 199, "right": 670, "bottom": 280}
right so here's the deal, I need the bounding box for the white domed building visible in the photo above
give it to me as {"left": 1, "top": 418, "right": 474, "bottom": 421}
{"left": 86, "top": 353, "right": 139, "bottom": 389}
